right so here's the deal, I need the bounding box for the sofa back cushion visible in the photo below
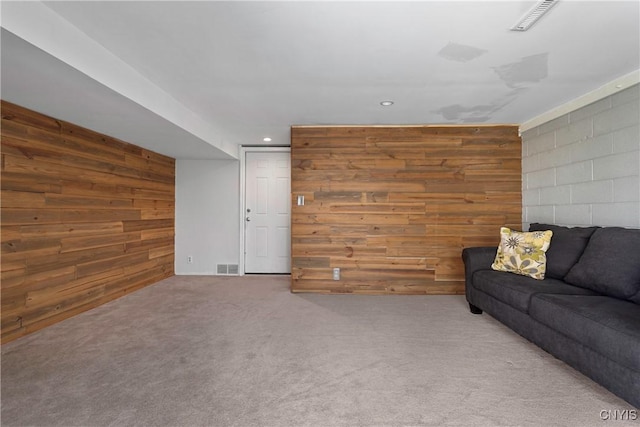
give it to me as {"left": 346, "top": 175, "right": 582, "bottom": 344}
{"left": 564, "top": 227, "right": 640, "bottom": 303}
{"left": 528, "top": 223, "right": 598, "bottom": 279}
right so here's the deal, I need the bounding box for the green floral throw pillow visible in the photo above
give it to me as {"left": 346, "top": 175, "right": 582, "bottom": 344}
{"left": 491, "top": 227, "right": 553, "bottom": 280}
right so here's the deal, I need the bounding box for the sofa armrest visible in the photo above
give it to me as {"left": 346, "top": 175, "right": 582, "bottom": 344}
{"left": 462, "top": 247, "right": 496, "bottom": 280}
{"left": 462, "top": 247, "right": 496, "bottom": 307}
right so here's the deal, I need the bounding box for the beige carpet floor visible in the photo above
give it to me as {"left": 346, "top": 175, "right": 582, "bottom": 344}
{"left": 1, "top": 275, "right": 636, "bottom": 427}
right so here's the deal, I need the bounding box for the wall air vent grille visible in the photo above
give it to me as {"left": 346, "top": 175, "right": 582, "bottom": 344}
{"left": 217, "top": 264, "right": 239, "bottom": 275}
{"left": 511, "top": 0, "right": 558, "bottom": 31}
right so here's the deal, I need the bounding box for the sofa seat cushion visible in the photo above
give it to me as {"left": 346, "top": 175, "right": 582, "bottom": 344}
{"left": 564, "top": 227, "right": 640, "bottom": 303}
{"left": 528, "top": 223, "right": 598, "bottom": 279}
{"left": 530, "top": 294, "right": 640, "bottom": 372}
{"left": 472, "top": 270, "right": 597, "bottom": 314}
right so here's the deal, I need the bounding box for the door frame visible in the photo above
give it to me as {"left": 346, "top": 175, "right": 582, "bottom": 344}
{"left": 239, "top": 146, "right": 291, "bottom": 275}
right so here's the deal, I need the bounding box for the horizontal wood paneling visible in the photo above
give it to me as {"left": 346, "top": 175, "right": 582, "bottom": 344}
{"left": 1, "top": 101, "right": 175, "bottom": 343}
{"left": 291, "top": 125, "right": 522, "bottom": 294}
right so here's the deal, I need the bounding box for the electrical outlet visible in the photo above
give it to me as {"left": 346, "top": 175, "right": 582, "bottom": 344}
{"left": 332, "top": 267, "right": 340, "bottom": 281}
{"left": 187, "top": 256, "right": 193, "bottom": 264}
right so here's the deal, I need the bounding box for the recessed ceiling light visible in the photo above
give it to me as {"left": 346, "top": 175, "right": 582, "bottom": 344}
{"left": 380, "top": 101, "right": 394, "bottom": 106}
{"left": 263, "top": 137, "right": 272, "bottom": 142}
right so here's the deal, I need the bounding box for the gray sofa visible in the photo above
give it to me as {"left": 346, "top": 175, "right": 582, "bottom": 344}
{"left": 462, "top": 224, "right": 640, "bottom": 408}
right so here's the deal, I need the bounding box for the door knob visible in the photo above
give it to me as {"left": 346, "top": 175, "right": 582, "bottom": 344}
{"left": 246, "top": 217, "right": 251, "bottom": 222}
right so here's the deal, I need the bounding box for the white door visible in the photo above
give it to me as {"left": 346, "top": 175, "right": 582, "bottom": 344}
{"left": 245, "top": 151, "right": 291, "bottom": 273}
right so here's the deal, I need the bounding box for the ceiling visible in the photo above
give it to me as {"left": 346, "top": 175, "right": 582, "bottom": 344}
{"left": 1, "top": 1, "right": 639, "bottom": 160}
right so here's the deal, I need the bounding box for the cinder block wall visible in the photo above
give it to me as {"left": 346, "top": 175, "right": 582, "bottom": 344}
{"left": 522, "top": 84, "right": 640, "bottom": 228}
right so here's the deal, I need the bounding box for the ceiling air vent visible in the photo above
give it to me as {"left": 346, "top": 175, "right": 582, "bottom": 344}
{"left": 511, "top": 0, "right": 559, "bottom": 31}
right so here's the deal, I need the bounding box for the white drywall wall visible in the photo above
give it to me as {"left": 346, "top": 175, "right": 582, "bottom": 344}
{"left": 175, "top": 159, "right": 240, "bottom": 274}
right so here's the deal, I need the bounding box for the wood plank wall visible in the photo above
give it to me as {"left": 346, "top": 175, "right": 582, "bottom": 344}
{"left": 1, "top": 101, "right": 175, "bottom": 343}
{"left": 291, "top": 125, "right": 522, "bottom": 294}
